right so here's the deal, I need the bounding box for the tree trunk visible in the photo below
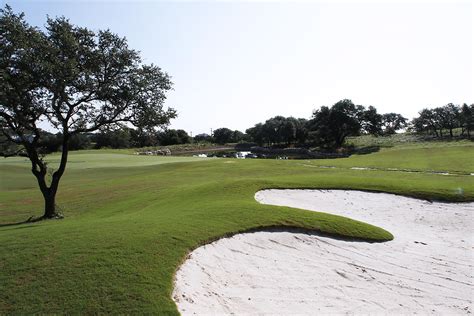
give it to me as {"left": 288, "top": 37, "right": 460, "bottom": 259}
{"left": 43, "top": 190, "right": 58, "bottom": 218}
{"left": 336, "top": 133, "right": 346, "bottom": 148}
{"left": 41, "top": 136, "right": 69, "bottom": 219}
{"left": 28, "top": 135, "right": 69, "bottom": 220}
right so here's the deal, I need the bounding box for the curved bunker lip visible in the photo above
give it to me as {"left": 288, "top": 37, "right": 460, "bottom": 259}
{"left": 173, "top": 190, "right": 474, "bottom": 315}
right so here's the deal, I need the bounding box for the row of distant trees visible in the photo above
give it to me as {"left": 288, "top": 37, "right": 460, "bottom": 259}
{"left": 27, "top": 128, "right": 193, "bottom": 152}
{"left": 18, "top": 126, "right": 244, "bottom": 151}
{"left": 246, "top": 99, "right": 409, "bottom": 148}
{"left": 93, "top": 127, "right": 247, "bottom": 148}
{"left": 244, "top": 100, "right": 473, "bottom": 148}
{"left": 412, "top": 103, "right": 473, "bottom": 138}
{"left": 0, "top": 126, "right": 242, "bottom": 153}
{"left": 9, "top": 100, "right": 472, "bottom": 153}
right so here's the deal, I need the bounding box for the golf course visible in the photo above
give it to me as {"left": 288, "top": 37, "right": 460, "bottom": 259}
{"left": 1, "top": 140, "right": 473, "bottom": 314}
{"left": 1, "top": 1, "right": 472, "bottom": 313}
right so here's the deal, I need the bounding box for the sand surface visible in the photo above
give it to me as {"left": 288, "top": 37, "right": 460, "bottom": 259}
{"left": 173, "top": 190, "right": 474, "bottom": 315}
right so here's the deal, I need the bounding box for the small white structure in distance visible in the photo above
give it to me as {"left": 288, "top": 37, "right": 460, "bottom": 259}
{"left": 236, "top": 151, "right": 251, "bottom": 159}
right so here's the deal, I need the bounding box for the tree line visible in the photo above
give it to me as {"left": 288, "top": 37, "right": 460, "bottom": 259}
{"left": 245, "top": 100, "right": 473, "bottom": 148}
{"left": 4, "top": 100, "right": 472, "bottom": 154}
{"left": 412, "top": 103, "right": 473, "bottom": 138}
{"left": 246, "top": 99, "right": 409, "bottom": 148}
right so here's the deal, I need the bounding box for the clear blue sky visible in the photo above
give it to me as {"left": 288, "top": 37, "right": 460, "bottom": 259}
{"left": 6, "top": 0, "right": 473, "bottom": 135}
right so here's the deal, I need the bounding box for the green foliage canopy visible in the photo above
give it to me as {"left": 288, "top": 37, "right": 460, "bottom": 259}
{"left": 0, "top": 6, "right": 176, "bottom": 217}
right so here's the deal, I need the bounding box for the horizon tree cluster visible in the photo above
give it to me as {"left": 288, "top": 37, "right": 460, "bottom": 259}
{"left": 411, "top": 103, "right": 473, "bottom": 138}
{"left": 245, "top": 99, "right": 409, "bottom": 148}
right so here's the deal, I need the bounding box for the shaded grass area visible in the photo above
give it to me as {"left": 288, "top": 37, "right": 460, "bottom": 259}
{"left": 1, "top": 144, "right": 473, "bottom": 314}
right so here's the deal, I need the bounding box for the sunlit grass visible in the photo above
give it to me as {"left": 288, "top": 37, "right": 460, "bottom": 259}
{"left": 0, "top": 142, "right": 473, "bottom": 314}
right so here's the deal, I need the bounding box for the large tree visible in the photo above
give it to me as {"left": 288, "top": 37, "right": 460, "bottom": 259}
{"left": 212, "top": 127, "right": 234, "bottom": 144}
{"left": 262, "top": 116, "right": 287, "bottom": 145}
{"left": 308, "top": 99, "right": 362, "bottom": 148}
{"left": 411, "top": 108, "right": 441, "bottom": 137}
{"left": 0, "top": 6, "right": 176, "bottom": 219}
{"left": 381, "top": 113, "right": 408, "bottom": 135}
{"left": 436, "top": 104, "right": 460, "bottom": 137}
{"left": 361, "top": 106, "right": 383, "bottom": 135}
{"left": 157, "top": 129, "right": 190, "bottom": 146}
{"left": 246, "top": 123, "right": 265, "bottom": 146}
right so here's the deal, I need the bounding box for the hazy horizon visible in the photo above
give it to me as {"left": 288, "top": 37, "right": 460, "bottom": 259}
{"left": 7, "top": 0, "right": 473, "bottom": 135}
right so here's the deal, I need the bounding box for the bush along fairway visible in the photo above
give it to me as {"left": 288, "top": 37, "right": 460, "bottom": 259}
{"left": 1, "top": 144, "right": 473, "bottom": 314}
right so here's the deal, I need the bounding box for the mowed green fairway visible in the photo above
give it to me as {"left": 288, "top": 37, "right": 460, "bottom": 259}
{"left": 309, "top": 141, "right": 474, "bottom": 173}
{"left": 1, "top": 144, "right": 473, "bottom": 314}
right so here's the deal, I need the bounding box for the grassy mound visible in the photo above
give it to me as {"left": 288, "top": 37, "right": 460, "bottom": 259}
{"left": 310, "top": 140, "right": 474, "bottom": 174}
{"left": 0, "top": 143, "right": 473, "bottom": 314}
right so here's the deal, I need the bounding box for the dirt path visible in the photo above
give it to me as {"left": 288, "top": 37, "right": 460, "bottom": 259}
{"left": 173, "top": 190, "right": 473, "bottom": 315}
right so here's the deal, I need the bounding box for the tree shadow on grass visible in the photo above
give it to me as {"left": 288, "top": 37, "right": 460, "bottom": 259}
{"left": 0, "top": 216, "right": 45, "bottom": 228}
{"left": 0, "top": 205, "right": 65, "bottom": 229}
{"left": 352, "top": 146, "right": 381, "bottom": 155}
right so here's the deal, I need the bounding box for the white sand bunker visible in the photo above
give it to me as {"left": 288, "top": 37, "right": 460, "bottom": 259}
{"left": 173, "top": 190, "right": 474, "bottom": 315}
